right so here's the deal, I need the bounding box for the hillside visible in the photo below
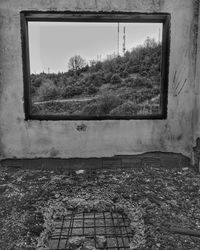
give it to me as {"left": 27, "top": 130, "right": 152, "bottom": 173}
{"left": 30, "top": 37, "right": 162, "bottom": 116}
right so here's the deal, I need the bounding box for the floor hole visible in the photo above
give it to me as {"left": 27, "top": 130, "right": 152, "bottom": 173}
{"left": 49, "top": 210, "right": 132, "bottom": 249}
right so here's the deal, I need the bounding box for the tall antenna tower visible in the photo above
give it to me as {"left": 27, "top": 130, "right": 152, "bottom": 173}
{"left": 97, "top": 55, "right": 102, "bottom": 61}
{"left": 122, "top": 26, "right": 126, "bottom": 54}
{"left": 117, "top": 23, "right": 119, "bottom": 56}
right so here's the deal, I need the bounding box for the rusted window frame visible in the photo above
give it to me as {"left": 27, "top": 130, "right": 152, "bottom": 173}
{"left": 20, "top": 11, "right": 170, "bottom": 121}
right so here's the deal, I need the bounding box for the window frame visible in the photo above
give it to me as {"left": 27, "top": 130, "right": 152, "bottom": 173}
{"left": 20, "top": 11, "right": 170, "bottom": 121}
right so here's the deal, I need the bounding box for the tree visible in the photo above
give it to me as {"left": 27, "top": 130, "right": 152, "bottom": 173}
{"left": 68, "top": 55, "right": 86, "bottom": 72}
{"left": 110, "top": 73, "right": 121, "bottom": 85}
{"left": 144, "top": 37, "right": 157, "bottom": 48}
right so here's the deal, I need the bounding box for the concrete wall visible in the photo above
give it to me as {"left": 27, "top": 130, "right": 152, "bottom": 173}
{"left": 0, "top": 0, "right": 199, "bottom": 159}
{"left": 193, "top": 1, "right": 200, "bottom": 145}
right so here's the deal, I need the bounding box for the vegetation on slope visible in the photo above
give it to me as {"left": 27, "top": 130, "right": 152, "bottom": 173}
{"left": 31, "top": 37, "right": 162, "bottom": 116}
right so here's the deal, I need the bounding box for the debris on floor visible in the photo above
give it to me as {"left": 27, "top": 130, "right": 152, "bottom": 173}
{"left": 67, "top": 236, "right": 106, "bottom": 250}
{"left": 0, "top": 165, "right": 200, "bottom": 249}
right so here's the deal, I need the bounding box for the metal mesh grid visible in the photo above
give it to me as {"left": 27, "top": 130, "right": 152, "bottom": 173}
{"left": 49, "top": 210, "right": 132, "bottom": 250}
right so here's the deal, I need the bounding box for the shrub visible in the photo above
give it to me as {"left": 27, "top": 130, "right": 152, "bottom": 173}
{"left": 81, "top": 64, "right": 89, "bottom": 72}
{"left": 110, "top": 74, "right": 121, "bottom": 85}
{"left": 31, "top": 76, "right": 44, "bottom": 96}
{"left": 32, "top": 77, "right": 43, "bottom": 88}
{"left": 140, "top": 71, "right": 148, "bottom": 77}
{"left": 32, "top": 104, "right": 42, "bottom": 114}
{"left": 104, "top": 72, "right": 113, "bottom": 83}
{"left": 82, "top": 94, "right": 121, "bottom": 115}
{"left": 87, "top": 84, "right": 98, "bottom": 95}
{"left": 74, "top": 85, "right": 83, "bottom": 95}
{"left": 120, "top": 70, "right": 129, "bottom": 78}
{"left": 63, "top": 76, "right": 75, "bottom": 86}
{"left": 124, "top": 77, "right": 135, "bottom": 87}
{"left": 134, "top": 76, "right": 153, "bottom": 89}
{"left": 37, "top": 80, "right": 59, "bottom": 101}
{"left": 131, "top": 64, "right": 140, "bottom": 73}
{"left": 31, "top": 86, "right": 36, "bottom": 95}
{"left": 102, "top": 59, "right": 115, "bottom": 73}
{"left": 110, "top": 101, "right": 139, "bottom": 115}
{"left": 87, "top": 72, "right": 105, "bottom": 87}
{"left": 94, "top": 61, "right": 103, "bottom": 71}
{"left": 79, "top": 78, "right": 90, "bottom": 89}
{"left": 134, "top": 76, "right": 145, "bottom": 87}
{"left": 62, "top": 86, "right": 70, "bottom": 98}
{"left": 67, "top": 69, "right": 75, "bottom": 77}
{"left": 81, "top": 103, "right": 99, "bottom": 115}
{"left": 151, "top": 75, "right": 161, "bottom": 86}
{"left": 62, "top": 85, "right": 83, "bottom": 98}
{"left": 145, "top": 79, "right": 153, "bottom": 89}
{"left": 97, "top": 94, "right": 121, "bottom": 115}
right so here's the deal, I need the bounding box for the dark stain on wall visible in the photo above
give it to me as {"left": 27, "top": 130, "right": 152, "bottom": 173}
{"left": 50, "top": 147, "right": 59, "bottom": 157}
{"left": 176, "top": 134, "right": 183, "bottom": 141}
{"left": 76, "top": 123, "right": 87, "bottom": 132}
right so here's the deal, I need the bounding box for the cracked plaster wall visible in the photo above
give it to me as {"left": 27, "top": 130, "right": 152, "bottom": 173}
{"left": 193, "top": 1, "right": 200, "bottom": 146}
{"left": 0, "top": 0, "right": 199, "bottom": 159}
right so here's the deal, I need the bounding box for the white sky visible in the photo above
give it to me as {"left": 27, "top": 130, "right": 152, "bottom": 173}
{"left": 28, "top": 22, "right": 162, "bottom": 74}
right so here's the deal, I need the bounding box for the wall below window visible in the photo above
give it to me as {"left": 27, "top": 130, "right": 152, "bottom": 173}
{"left": 0, "top": 0, "right": 199, "bottom": 159}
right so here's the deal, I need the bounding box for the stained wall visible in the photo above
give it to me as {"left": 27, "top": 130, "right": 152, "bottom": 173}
{"left": 0, "top": 0, "right": 199, "bottom": 159}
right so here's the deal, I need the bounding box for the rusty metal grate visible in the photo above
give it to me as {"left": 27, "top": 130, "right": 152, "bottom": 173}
{"left": 49, "top": 210, "right": 132, "bottom": 249}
